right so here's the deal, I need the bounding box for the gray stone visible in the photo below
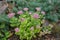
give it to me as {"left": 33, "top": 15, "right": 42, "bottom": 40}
{"left": 0, "top": 5, "right": 8, "bottom": 14}
{"left": 0, "top": 1, "right": 3, "bottom": 7}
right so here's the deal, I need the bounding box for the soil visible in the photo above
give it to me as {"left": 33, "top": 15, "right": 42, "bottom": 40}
{"left": 8, "top": 34, "right": 56, "bottom": 40}
{"left": 8, "top": 34, "right": 20, "bottom": 40}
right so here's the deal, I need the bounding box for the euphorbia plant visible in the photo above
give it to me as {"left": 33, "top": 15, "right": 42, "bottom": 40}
{"left": 9, "top": 7, "right": 46, "bottom": 40}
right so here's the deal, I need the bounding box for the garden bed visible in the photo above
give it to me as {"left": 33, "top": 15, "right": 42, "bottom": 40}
{"left": 0, "top": 0, "right": 60, "bottom": 40}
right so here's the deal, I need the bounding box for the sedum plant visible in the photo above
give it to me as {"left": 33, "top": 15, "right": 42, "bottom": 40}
{"left": 15, "top": 11, "right": 42, "bottom": 40}
{"left": 8, "top": 8, "right": 52, "bottom": 40}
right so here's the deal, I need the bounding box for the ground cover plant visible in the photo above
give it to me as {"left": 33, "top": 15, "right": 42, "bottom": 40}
{"left": 7, "top": 7, "right": 53, "bottom": 40}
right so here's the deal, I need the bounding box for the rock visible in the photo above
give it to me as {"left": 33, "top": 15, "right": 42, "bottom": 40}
{"left": 0, "top": 1, "right": 3, "bottom": 7}
{"left": 0, "top": 4, "right": 8, "bottom": 14}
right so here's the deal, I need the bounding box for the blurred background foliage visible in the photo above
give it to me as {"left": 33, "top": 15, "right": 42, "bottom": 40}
{"left": 7, "top": 0, "right": 60, "bottom": 22}
{"left": 0, "top": 13, "right": 10, "bottom": 40}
